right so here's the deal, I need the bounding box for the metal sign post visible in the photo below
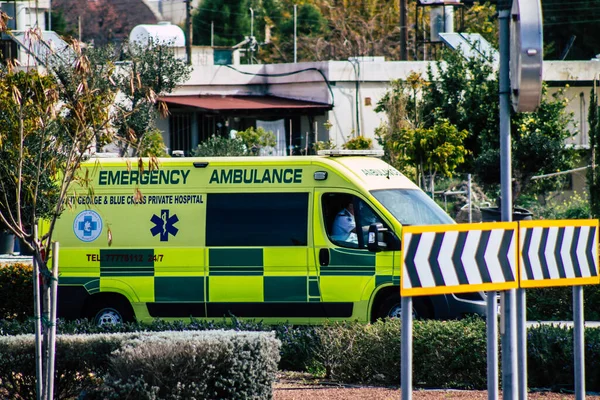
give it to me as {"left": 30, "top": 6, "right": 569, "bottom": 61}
{"left": 401, "top": 223, "right": 519, "bottom": 399}
{"left": 519, "top": 219, "right": 599, "bottom": 400}
{"left": 401, "top": 295, "right": 413, "bottom": 400}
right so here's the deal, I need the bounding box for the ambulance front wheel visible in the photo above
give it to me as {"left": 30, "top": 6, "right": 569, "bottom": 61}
{"left": 87, "top": 295, "right": 134, "bottom": 326}
{"left": 376, "top": 294, "right": 432, "bottom": 320}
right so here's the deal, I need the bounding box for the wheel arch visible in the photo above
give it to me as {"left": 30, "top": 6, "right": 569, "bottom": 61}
{"left": 83, "top": 292, "right": 136, "bottom": 322}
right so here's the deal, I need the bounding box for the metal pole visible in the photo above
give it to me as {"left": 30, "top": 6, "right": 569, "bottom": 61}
{"left": 401, "top": 296, "right": 413, "bottom": 400}
{"left": 501, "top": 289, "right": 518, "bottom": 399}
{"left": 294, "top": 4, "right": 297, "bottom": 63}
{"left": 33, "top": 227, "right": 43, "bottom": 400}
{"left": 499, "top": 0, "right": 518, "bottom": 396}
{"left": 487, "top": 291, "right": 498, "bottom": 400}
{"left": 573, "top": 285, "right": 585, "bottom": 400}
{"left": 399, "top": 0, "right": 408, "bottom": 60}
{"left": 250, "top": 7, "right": 254, "bottom": 38}
{"left": 314, "top": 120, "right": 318, "bottom": 154}
{"left": 185, "top": 0, "right": 192, "bottom": 65}
{"left": 517, "top": 288, "right": 527, "bottom": 400}
{"left": 468, "top": 174, "right": 472, "bottom": 223}
{"left": 211, "top": 21, "right": 214, "bottom": 47}
{"left": 46, "top": 242, "right": 59, "bottom": 400}
{"left": 48, "top": 0, "right": 51, "bottom": 30}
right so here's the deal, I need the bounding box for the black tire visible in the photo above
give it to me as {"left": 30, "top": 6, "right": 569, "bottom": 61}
{"left": 87, "top": 296, "right": 134, "bottom": 326}
{"left": 376, "top": 294, "right": 432, "bottom": 320}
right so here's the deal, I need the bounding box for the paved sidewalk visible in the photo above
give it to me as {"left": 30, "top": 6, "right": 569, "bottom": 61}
{"left": 0, "top": 254, "right": 33, "bottom": 265}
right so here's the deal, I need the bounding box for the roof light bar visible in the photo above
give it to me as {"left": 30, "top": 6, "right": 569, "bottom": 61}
{"left": 317, "top": 149, "right": 385, "bottom": 157}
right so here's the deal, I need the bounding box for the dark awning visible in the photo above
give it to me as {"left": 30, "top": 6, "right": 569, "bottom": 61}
{"left": 160, "top": 95, "right": 332, "bottom": 114}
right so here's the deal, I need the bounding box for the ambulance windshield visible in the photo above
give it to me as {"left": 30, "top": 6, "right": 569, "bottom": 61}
{"left": 371, "top": 189, "right": 454, "bottom": 226}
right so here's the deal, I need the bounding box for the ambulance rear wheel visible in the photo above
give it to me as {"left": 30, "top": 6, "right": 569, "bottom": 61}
{"left": 87, "top": 295, "right": 134, "bottom": 326}
{"left": 376, "top": 294, "right": 432, "bottom": 320}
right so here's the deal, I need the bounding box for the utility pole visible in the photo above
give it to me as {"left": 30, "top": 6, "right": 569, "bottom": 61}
{"left": 249, "top": 7, "right": 254, "bottom": 64}
{"left": 294, "top": 4, "right": 297, "bottom": 63}
{"left": 185, "top": 0, "right": 192, "bottom": 65}
{"left": 400, "top": 0, "right": 408, "bottom": 60}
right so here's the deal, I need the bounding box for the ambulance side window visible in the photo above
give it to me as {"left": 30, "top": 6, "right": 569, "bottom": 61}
{"left": 322, "top": 193, "right": 386, "bottom": 249}
{"left": 206, "top": 192, "right": 308, "bottom": 246}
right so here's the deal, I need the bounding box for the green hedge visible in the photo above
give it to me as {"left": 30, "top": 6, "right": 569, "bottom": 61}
{"left": 3, "top": 261, "right": 599, "bottom": 322}
{"left": 0, "top": 263, "right": 33, "bottom": 320}
{"left": 3, "top": 317, "right": 600, "bottom": 392}
{"left": 314, "top": 318, "right": 487, "bottom": 389}
{"left": 527, "top": 286, "right": 600, "bottom": 321}
{"left": 0, "top": 330, "right": 280, "bottom": 399}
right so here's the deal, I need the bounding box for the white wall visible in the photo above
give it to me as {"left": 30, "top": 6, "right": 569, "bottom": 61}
{"left": 168, "top": 60, "right": 599, "bottom": 150}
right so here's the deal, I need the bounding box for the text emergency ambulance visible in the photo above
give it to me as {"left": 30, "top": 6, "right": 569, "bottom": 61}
{"left": 53, "top": 150, "right": 486, "bottom": 325}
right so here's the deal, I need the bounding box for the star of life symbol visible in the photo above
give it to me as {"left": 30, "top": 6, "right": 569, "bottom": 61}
{"left": 150, "top": 209, "right": 179, "bottom": 242}
{"left": 73, "top": 210, "right": 102, "bottom": 242}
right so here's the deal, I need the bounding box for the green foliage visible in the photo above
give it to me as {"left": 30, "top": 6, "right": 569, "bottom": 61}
{"left": 139, "top": 129, "right": 169, "bottom": 157}
{"left": 527, "top": 285, "right": 600, "bottom": 321}
{"left": 192, "top": 135, "right": 247, "bottom": 157}
{"left": 236, "top": 126, "right": 277, "bottom": 155}
{"left": 343, "top": 135, "right": 372, "bottom": 150}
{"left": 463, "top": 2, "right": 498, "bottom": 48}
{"left": 313, "top": 140, "right": 336, "bottom": 152}
{"left": 0, "top": 331, "right": 280, "bottom": 400}
{"left": 4, "top": 315, "right": 600, "bottom": 391}
{"left": 413, "top": 317, "right": 487, "bottom": 389}
{"left": 419, "top": 48, "right": 576, "bottom": 200}
{"left": 111, "top": 39, "right": 191, "bottom": 156}
{"left": 0, "top": 263, "right": 32, "bottom": 321}
{"left": 412, "top": 120, "right": 469, "bottom": 181}
{"left": 527, "top": 325, "right": 600, "bottom": 391}
{"left": 528, "top": 191, "right": 590, "bottom": 220}
{"left": 193, "top": 0, "right": 251, "bottom": 47}
{"left": 588, "top": 85, "right": 600, "bottom": 218}
{"left": 0, "top": 70, "right": 64, "bottom": 226}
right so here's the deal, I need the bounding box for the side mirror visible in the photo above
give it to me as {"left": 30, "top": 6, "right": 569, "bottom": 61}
{"left": 367, "top": 223, "right": 401, "bottom": 252}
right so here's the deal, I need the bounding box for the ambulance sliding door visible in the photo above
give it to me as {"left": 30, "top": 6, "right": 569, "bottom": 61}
{"left": 204, "top": 191, "right": 313, "bottom": 322}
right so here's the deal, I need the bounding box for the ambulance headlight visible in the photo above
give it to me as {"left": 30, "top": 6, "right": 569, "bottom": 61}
{"left": 314, "top": 171, "right": 328, "bottom": 181}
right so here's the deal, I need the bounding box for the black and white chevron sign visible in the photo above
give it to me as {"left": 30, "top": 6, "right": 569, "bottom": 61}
{"left": 401, "top": 224, "right": 518, "bottom": 296}
{"left": 519, "top": 221, "right": 599, "bottom": 287}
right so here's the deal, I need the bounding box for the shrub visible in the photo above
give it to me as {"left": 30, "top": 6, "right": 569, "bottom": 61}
{"left": 0, "top": 330, "right": 280, "bottom": 400}
{"left": 343, "top": 135, "right": 373, "bottom": 150}
{"left": 236, "top": 127, "right": 277, "bottom": 155}
{"left": 527, "top": 286, "right": 600, "bottom": 321}
{"left": 413, "top": 317, "right": 487, "bottom": 389}
{"left": 527, "top": 324, "right": 600, "bottom": 391}
{"left": 315, "top": 318, "right": 486, "bottom": 389}
{"left": 0, "top": 263, "right": 33, "bottom": 321}
{"left": 192, "top": 135, "right": 247, "bottom": 156}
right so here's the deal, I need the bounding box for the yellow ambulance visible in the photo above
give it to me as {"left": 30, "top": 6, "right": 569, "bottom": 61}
{"left": 54, "top": 150, "right": 486, "bottom": 325}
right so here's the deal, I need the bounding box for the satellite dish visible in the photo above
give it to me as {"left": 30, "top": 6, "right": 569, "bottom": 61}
{"left": 510, "top": 0, "right": 543, "bottom": 112}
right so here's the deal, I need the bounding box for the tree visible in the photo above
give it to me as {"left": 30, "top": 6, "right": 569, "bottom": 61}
{"left": 192, "top": 135, "right": 247, "bottom": 156}
{"left": 376, "top": 46, "right": 577, "bottom": 201}
{"left": 0, "top": 28, "right": 119, "bottom": 399}
{"left": 193, "top": 0, "right": 251, "bottom": 47}
{"left": 0, "top": 19, "right": 189, "bottom": 399}
{"left": 236, "top": 126, "right": 276, "bottom": 154}
{"left": 111, "top": 39, "right": 191, "bottom": 156}
{"left": 587, "top": 83, "right": 600, "bottom": 218}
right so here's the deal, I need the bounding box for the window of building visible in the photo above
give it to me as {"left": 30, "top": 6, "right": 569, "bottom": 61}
{"left": 206, "top": 192, "right": 308, "bottom": 247}
{"left": 169, "top": 112, "right": 193, "bottom": 155}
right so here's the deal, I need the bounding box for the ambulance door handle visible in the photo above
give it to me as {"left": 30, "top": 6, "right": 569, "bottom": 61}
{"left": 319, "top": 248, "right": 330, "bottom": 266}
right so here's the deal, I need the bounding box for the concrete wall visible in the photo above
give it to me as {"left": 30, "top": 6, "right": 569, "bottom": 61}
{"left": 169, "top": 59, "right": 599, "bottom": 150}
